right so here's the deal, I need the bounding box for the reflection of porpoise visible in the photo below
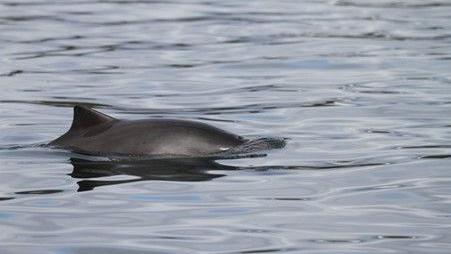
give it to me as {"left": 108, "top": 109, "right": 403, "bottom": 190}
{"left": 70, "top": 157, "right": 236, "bottom": 192}
{"left": 50, "top": 105, "right": 247, "bottom": 156}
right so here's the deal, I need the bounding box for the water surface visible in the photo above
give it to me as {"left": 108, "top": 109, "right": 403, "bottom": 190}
{"left": 1, "top": 0, "right": 451, "bottom": 253}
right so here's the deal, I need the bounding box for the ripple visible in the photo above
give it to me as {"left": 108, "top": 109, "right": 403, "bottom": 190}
{"left": 0, "top": 197, "right": 15, "bottom": 201}
{"left": 231, "top": 247, "right": 300, "bottom": 254}
{"left": 15, "top": 189, "right": 64, "bottom": 195}
{"left": 419, "top": 154, "right": 451, "bottom": 159}
{"left": 334, "top": 0, "right": 451, "bottom": 8}
{"left": 309, "top": 234, "right": 424, "bottom": 244}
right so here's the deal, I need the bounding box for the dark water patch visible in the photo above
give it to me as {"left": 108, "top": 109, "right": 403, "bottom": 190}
{"left": 1, "top": 15, "right": 66, "bottom": 22}
{"left": 260, "top": 197, "right": 314, "bottom": 201}
{"left": 301, "top": 100, "right": 337, "bottom": 107}
{"left": 0, "top": 197, "right": 15, "bottom": 201}
{"left": 166, "top": 64, "right": 197, "bottom": 69}
{"left": 237, "top": 84, "right": 298, "bottom": 93}
{"left": 13, "top": 48, "right": 120, "bottom": 60}
{"left": 61, "top": 11, "right": 95, "bottom": 16}
{"left": 234, "top": 228, "right": 280, "bottom": 234}
{"left": 315, "top": 32, "right": 451, "bottom": 41}
{"left": 0, "top": 69, "right": 54, "bottom": 75}
{"left": 227, "top": 247, "right": 300, "bottom": 254}
{"left": 399, "top": 145, "right": 451, "bottom": 149}
{"left": 0, "top": 70, "right": 23, "bottom": 77}
{"left": 15, "top": 189, "right": 64, "bottom": 195}
{"left": 120, "top": 41, "right": 195, "bottom": 51}
{"left": 0, "top": 100, "right": 111, "bottom": 109}
{"left": 5, "top": 35, "right": 84, "bottom": 44}
{"left": 334, "top": 0, "right": 451, "bottom": 8}
{"left": 362, "top": 129, "right": 424, "bottom": 138}
{"left": 419, "top": 154, "right": 451, "bottom": 159}
{"left": 377, "top": 235, "right": 421, "bottom": 239}
{"left": 0, "top": 65, "right": 122, "bottom": 77}
{"left": 309, "top": 234, "right": 421, "bottom": 244}
{"left": 363, "top": 129, "right": 391, "bottom": 134}
{"left": 310, "top": 238, "right": 364, "bottom": 244}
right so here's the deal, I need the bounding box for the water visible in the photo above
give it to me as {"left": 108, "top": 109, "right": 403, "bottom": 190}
{"left": 1, "top": 0, "right": 451, "bottom": 253}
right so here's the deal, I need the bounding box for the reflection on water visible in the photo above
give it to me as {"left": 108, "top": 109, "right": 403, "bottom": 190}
{"left": 1, "top": 0, "right": 451, "bottom": 253}
{"left": 51, "top": 152, "right": 389, "bottom": 193}
{"left": 69, "top": 158, "right": 231, "bottom": 192}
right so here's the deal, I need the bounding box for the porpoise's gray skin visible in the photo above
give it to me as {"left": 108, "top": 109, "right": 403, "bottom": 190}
{"left": 50, "top": 106, "right": 247, "bottom": 156}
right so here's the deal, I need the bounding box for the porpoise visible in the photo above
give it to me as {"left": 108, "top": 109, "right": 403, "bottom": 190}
{"left": 49, "top": 105, "right": 247, "bottom": 156}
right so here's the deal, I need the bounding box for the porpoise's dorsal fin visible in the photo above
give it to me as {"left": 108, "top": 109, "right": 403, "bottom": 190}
{"left": 70, "top": 105, "right": 116, "bottom": 131}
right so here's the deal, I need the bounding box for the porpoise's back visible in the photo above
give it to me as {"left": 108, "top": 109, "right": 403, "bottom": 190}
{"left": 50, "top": 106, "right": 246, "bottom": 156}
